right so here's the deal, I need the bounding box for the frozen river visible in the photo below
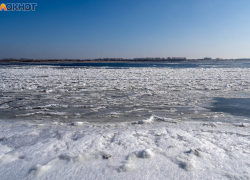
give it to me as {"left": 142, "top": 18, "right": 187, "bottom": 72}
{"left": 0, "top": 61, "right": 250, "bottom": 180}
{"left": 0, "top": 61, "right": 250, "bottom": 123}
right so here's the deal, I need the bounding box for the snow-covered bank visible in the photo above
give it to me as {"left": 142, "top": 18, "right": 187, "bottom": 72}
{"left": 0, "top": 118, "right": 249, "bottom": 180}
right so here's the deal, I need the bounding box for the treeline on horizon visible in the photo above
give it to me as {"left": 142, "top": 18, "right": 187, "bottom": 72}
{"left": 0, "top": 57, "right": 249, "bottom": 63}
{"left": 0, "top": 57, "right": 187, "bottom": 62}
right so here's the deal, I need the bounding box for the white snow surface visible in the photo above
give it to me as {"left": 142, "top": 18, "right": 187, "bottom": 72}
{"left": 0, "top": 119, "right": 250, "bottom": 180}
{"left": 0, "top": 65, "right": 250, "bottom": 179}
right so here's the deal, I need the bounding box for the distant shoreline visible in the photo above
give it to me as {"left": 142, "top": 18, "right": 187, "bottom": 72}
{"left": 0, "top": 58, "right": 249, "bottom": 64}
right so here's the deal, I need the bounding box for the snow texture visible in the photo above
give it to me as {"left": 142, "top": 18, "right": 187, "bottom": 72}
{"left": 0, "top": 64, "right": 250, "bottom": 179}
{"left": 0, "top": 119, "right": 250, "bottom": 180}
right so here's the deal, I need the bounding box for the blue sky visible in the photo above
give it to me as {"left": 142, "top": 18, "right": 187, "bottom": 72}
{"left": 1, "top": 0, "right": 250, "bottom": 59}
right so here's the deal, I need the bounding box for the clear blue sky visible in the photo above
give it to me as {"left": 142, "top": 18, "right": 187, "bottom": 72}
{"left": 1, "top": 0, "right": 250, "bottom": 59}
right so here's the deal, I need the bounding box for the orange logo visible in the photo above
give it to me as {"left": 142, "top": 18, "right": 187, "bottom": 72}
{"left": 0, "top": 3, "right": 7, "bottom": 11}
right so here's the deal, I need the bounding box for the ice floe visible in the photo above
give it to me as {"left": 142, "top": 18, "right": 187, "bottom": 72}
{"left": 1, "top": 65, "right": 250, "bottom": 123}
